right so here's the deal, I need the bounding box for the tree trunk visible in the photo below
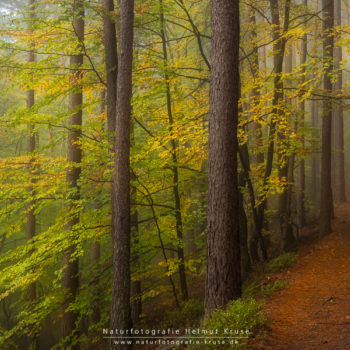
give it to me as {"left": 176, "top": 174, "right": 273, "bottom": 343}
{"left": 238, "top": 173, "right": 250, "bottom": 280}
{"left": 255, "top": 0, "right": 292, "bottom": 253}
{"left": 130, "top": 121, "right": 142, "bottom": 323}
{"left": 311, "top": 99, "right": 320, "bottom": 201}
{"left": 297, "top": 0, "right": 307, "bottom": 228}
{"left": 89, "top": 92, "right": 105, "bottom": 330}
{"left": 320, "top": 0, "right": 334, "bottom": 236}
{"left": 333, "top": 0, "right": 346, "bottom": 203}
{"left": 102, "top": 0, "right": 117, "bottom": 142}
{"left": 159, "top": 0, "right": 188, "bottom": 302}
{"left": 62, "top": 0, "right": 84, "bottom": 346}
{"left": 130, "top": 193, "right": 142, "bottom": 323}
{"left": 279, "top": 43, "right": 296, "bottom": 252}
{"left": 102, "top": 0, "right": 118, "bottom": 256}
{"left": 110, "top": 0, "right": 134, "bottom": 347}
{"left": 205, "top": 0, "right": 241, "bottom": 315}
{"left": 247, "top": 8, "right": 265, "bottom": 261}
{"left": 248, "top": 8, "right": 264, "bottom": 166}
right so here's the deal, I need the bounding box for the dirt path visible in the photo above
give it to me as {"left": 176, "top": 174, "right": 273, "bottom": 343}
{"left": 250, "top": 202, "right": 350, "bottom": 350}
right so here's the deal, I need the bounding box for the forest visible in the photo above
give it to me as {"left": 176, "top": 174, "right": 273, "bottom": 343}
{"left": 0, "top": 0, "right": 349, "bottom": 349}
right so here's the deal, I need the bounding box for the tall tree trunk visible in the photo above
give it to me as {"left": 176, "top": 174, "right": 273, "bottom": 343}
{"left": 130, "top": 189, "right": 142, "bottom": 323}
{"left": 205, "top": 0, "right": 241, "bottom": 315}
{"left": 311, "top": 0, "right": 321, "bottom": 204}
{"left": 311, "top": 99, "right": 320, "bottom": 201}
{"left": 333, "top": 0, "right": 346, "bottom": 203}
{"left": 62, "top": 0, "right": 84, "bottom": 345}
{"left": 279, "top": 43, "right": 296, "bottom": 252}
{"left": 159, "top": 0, "right": 188, "bottom": 302}
{"left": 110, "top": 0, "right": 134, "bottom": 347}
{"left": 248, "top": 8, "right": 263, "bottom": 165}
{"left": 297, "top": 0, "right": 307, "bottom": 228}
{"left": 255, "top": 0, "right": 292, "bottom": 254}
{"left": 26, "top": 1, "right": 39, "bottom": 349}
{"left": 320, "top": 0, "right": 334, "bottom": 236}
{"left": 247, "top": 8, "right": 265, "bottom": 262}
{"left": 89, "top": 92, "right": 105, "bottom": 331}
{"left": 102, "top": 0, "right": 118, "bottom": 250}
{"left": 130, "top": 121, "right": 142, "bottom": 323}
{"left": 238, "top": 173, "right": 250, "bottom": 280}
{"left": 102, "top": 0, "right": 117, "bottom": 143}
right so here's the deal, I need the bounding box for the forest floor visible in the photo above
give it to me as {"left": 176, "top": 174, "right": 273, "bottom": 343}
{"left": 248, "top": 201, "right": 350, "bottom": 349}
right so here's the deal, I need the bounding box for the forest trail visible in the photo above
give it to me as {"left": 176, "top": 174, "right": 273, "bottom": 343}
{"left": 250, "top": 201, "right": 350, "bottom": 350}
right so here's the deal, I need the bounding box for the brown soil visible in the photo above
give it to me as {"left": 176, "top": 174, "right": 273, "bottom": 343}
{"left": 249, "top": 202, "right": 350, "bottom": 349}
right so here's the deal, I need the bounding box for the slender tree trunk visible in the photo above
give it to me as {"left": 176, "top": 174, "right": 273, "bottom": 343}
{"left": 130, "top": 195, "right": 142, "bottom": 323}
{"left": 205, "top": 0, "right": 241, "bottom": 315}
{"left": 297, "top": 0, "right": 307, "bottom": 227}
{"left": 311, "top": 99, "right": 320, "bottom": 201}
{"left": 110, "top": 0, "right": 134, "bottom": 347}
{"left": 249, "top": 8, "right": 263, "bottom": 165}
{"left": 255, "top": 0, "right": 292, "bottom": 254}
{"left": 102, "top": 0, "right": 118, "bottom": 253}
{"left": 320, "top": 0, "right": 334, "bottom": 236}
{"left": 238, "top": 173, "right": 250, "bottom": 280}
{"left": 333, "top": 0, "right": 346, "bottom": 203}
{"left": 26, "top": 1, "right": 39, "bottom": 349}
{"left": 102, "top": 0, "right": 117, "bottom": 142}
{"left": 311, "top": 0, "right": 321, "bottom": 204}
{"left": 130, "top": 121, "right": 142, "bottom": 323}
{"left": 159, "top": 0, "right": 188, "bottom": 302}
{"left": 89, "top": 92, "right": 105, "bottom": 331}
{"left": 247, "top": 8, "right": 266, "bottom": 261}
{"left": 279, "top": 44, "right": 296, "bottom": 251}
{"left": 62, "top": 0, "right": 84, "bottom": 345}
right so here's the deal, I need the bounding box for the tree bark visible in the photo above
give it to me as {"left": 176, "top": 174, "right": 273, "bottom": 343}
{"left": 248, "top": 8, "right": 264, "bottom": 166}
{"left": 238, "top": 173, "right": 250, "bottom": 280}
{"left": 102, "top": 0, "right": 117, "bottom": 142}
{"left": 89, "top": 92, "right": 105, "bottom": 331}
{"left": 62, "top": 0, "right": 84, "bottom": 346}
{"left": 205, "top": 0, "right": 241, "bottom": 315}
{"left": 279, "top": 43, "right": 296, "bottom": 252}
{"left": 311, "top": 99, "right": 320, "bottom": 201}
{"left": 297, "top": 0, "right": 307, "bottom": 228}
{"left": 320, "top": 0, "right": 334, "bottom": 236}
{"left": 102, "top": 0, "right": 118, "bottom": 259}
{"left": 247, "top": 8, "right": 266, "bottom": 261}
{"left": 333, "top": 0, "right": 346, "bottom": 203}
{"left": 110, "top": 0, "right": 134, "bottom": 347}
{"left": 130, "top": 121, "right": 142, "bottom": 323}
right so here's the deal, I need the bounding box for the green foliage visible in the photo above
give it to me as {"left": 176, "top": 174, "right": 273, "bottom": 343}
{"left": 266, "top": 252, "right": 298, "bottom": 273}
{"left": 162, "top": 299, "right": 204, "bottom": 328}
{"left": 260, "top": 280, "right": 286, "bottom": 297}
{"left": 244, "top": 278, "right": 286, "bottom": 298}
{"left": 189, "top": 299, "right": 267, "bottom": 349}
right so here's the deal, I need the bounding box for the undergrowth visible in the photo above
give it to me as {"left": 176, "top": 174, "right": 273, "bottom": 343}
{"left": 188, "top": 299, "right": 267, "bottom": 349}
{"left": 266, "top": 252, "right": 298, "bottom": 272}
{"left": 162, "top": 251, "right": 298, "bottom": 348}
{"left": 161, "top": 299, "right": 204, "bottom": 328}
